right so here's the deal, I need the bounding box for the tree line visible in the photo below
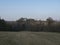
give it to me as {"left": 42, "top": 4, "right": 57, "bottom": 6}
{"left": 0, "top": 17, "right": 60, "bottom": 32}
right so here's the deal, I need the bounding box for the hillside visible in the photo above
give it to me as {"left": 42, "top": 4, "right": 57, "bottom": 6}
{"left": 0, "top": 32, "right": 60, "bottom": 45}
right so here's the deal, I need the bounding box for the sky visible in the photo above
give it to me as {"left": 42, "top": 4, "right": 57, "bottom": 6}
{"left": 0, "top": 0, "right": 60, "bottom": 21}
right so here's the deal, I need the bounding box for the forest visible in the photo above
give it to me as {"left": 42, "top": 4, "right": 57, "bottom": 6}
{"left": 0, "top": 17, "right": 60, "bottom": 32}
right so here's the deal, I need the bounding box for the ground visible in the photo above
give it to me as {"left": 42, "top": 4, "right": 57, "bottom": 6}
{"left": 0, "top": 31, "right": 60, "bottom": 45}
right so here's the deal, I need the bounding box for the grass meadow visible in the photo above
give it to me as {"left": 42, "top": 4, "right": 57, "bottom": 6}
{"left": 0, "top": 31, "right": 60, "bottom": 45}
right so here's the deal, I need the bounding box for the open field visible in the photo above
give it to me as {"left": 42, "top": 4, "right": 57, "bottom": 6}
{"left": 0, "top": 31, "right": 60, "bottom": 45}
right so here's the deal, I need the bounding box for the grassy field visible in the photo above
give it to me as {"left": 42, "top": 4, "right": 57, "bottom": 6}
{"left": 0, "top": 31, "right": 60, "bottom": 45}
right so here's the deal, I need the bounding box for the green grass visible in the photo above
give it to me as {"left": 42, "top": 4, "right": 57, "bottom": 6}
{"left": 0, "top": 31, "right": 60, "bottom": 45}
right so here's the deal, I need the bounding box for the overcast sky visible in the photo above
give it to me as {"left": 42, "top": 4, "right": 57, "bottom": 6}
{"left": 0, "top": 0, "right": 60, "bottom": 21}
